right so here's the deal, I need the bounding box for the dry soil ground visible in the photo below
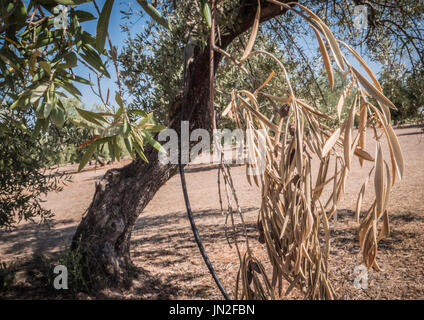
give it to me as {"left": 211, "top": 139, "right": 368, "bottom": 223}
{"left": 0, "top": 126, "right": 423, "bottom": 299}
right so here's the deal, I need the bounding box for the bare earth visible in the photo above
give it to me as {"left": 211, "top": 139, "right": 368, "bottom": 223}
{"left": 1, "top": 126, "right": 423, "bottom": 299}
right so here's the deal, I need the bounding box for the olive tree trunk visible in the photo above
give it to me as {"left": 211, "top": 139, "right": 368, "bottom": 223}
{"left": 71, "top": 0, "right": 290, "bottom": 286}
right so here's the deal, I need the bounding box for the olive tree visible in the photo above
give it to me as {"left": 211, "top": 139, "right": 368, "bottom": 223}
{"left": 1, "top": 0, "right": 422, "bottom": 298}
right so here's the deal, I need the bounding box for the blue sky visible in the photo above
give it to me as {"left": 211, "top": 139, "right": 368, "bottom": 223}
{"left": 68, "top": 1, "right": 382, "bottom": 109}
{"left": 69, "top": 1, "right": 144, "bottom": 108}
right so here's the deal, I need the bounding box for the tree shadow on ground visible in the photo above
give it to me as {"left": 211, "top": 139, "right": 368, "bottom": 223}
{"left": 129, "top": 266, "right": 211, "bottom": 299}
{"left": 0, "top": 219, "right": 76, "bottom": 258}
{"left": 130, "top": 207, "right": 259, "bottom": 298}
{"left": 328, "top": 210, "right": 420, "bottom": 253}
{"left": 132, "top": 208, "right": 259, "bottom": 262}
{"left": 2, "top": 205, "right": 421, "bottom": 299}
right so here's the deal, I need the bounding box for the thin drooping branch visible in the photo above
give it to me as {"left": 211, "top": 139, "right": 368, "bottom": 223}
{"left": 176, "top": 0, "right": 230, "bottom": 300}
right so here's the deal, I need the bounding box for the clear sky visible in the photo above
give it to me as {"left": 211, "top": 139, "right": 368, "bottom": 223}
{"left": 69, "top": 0, "right": 382, "bottom": 110}
{"left": 69, "top": 0, "right": 144, "bottom": 109}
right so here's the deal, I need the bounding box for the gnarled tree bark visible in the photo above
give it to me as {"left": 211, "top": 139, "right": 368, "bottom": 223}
{"left": 71, "top": 0, "right": 292, "bottom": 286}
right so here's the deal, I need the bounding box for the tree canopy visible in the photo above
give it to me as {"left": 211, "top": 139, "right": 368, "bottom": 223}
{"left": 0, "top": 0, "right": 167, "bottom": 173}
{"left": 119, "top": 0, "right": 423, "bottom": 125}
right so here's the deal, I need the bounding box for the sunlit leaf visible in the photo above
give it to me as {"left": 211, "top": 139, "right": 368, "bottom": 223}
{"left": 136, "top": 0, "right": 171, "bottom": 31}
{"left": 96, "top": 0, "right": 114, "bottom": 52}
